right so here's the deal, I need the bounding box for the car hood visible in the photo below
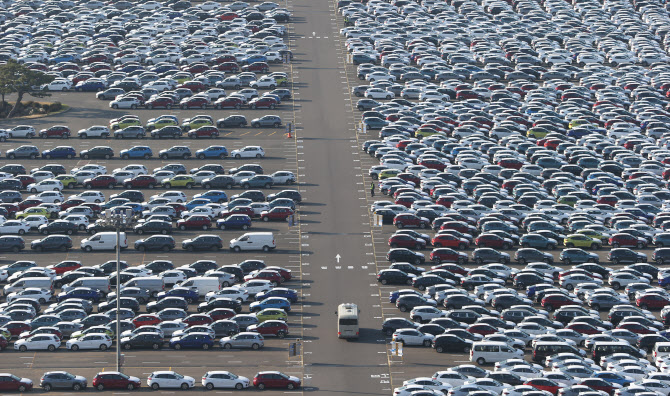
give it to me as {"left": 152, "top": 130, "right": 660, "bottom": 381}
{"left": 287, "top": 376, "right": 301, "bottom": 383}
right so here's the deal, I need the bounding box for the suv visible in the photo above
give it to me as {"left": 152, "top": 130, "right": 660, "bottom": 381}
{"left": 134, "top": 235, "right": 175, "bottom": 252}
{"left": 40, "top": 372, "right": 87, "bottom": 391}
{"left": 608, "top": 248, "right": 646, "bottom": 264}
{"left": 80, "top": 147, "right": 114, "bottom": 159}
{"left": 217, "top": 115, "right": 247, "bottom": 128}
{"left": 182, "top": 235, "right": 223, "bottom": 251}
{"left": 247, "top": 320, "right": 289, "bottom": 338}
{"left": 31, "top": 235, "right": 72, "bottom": 251}
{"left": 159, "top": 146, "right": 191, "bottom": 160}
{"left": 6, "top": 145, "right": 39, "bottom": 159}
{"left": 252, "top": 372, "right": 300, "bottom": 390}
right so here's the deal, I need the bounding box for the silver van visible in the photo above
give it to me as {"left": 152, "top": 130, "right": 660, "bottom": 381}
{"left": 62, "top": 277, "right": 111, "bottom": 296}
{"left": 3, "top": 277, "right": 53, "bottom": 295}
{"left": 123, "top": 276, "right": 164, "bottom": 298}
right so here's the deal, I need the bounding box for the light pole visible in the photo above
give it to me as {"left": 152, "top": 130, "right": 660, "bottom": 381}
{"left": 98, "top": 208, "right": 135, "bottom": 372}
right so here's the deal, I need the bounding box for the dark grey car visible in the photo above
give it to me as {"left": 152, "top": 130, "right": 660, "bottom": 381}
{"left": 40, "top": 371, "right": 87, "bottom": 391}
{"left": 6, "top": 145, "right": 39, "bottom": 159}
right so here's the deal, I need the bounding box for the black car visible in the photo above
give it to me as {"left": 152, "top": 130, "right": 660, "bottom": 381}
{"left": 266, "top": 190, "right": 301, "bottom": 203}
{"left": 389, "top": 262, "right": 424, "bottom": 276}
{"left": 0, "top": 236, "right": 25, "bottom": 252}
{"left": 39, "top": 220, "right": 78, "bottom": 235}
{"left": 134, "top": 221, "right": 172, "bottom": 235}
{"left": 387, "top": 248, "right": 425, "bottom": 264}
{"left": 110, "top": 190, "right": 144, "bottom": 203}
{"left": 96, "top": 260, "right": 129, "bottom": 274}
{"left": 151, "top": 126, "right": 182, "bottom": 139}
{"left": 185, "top": 260, "right": 218, "bottom": 274}
{"left": 381, "top": 317, "right": 417, "bottom": 336}
{"left": 228, "top": 164, "right": 263, "bottom": 174}
{"left": 574, "top": 263, "right": 610, "bottom": 278}
{"left": 202, "top": 175, "right": 235, "bottom": 189}
{"left": 417, "top": 323, "right": 446, "bottom": 336}
{"left": 98, "top": 297, "right": 140, "bottom": 313}
{"left": 191, "top": 164, "right": 226, "bottom": 175}
{"left": 217, "top": 115, "right": 248, "bottom": 128}
{"left": 486, "top": 372, "right": 524, "bottom": 386}
{"left": 443, "top": 309, "right": 481, "bottom": 325}
{"left": 238, "top": 259, "right": 266, "bottom": 274}
{"left": 146, "top": 297, "right": 188, "bottom": 313}
{"left": 443, "top": 294, "right": 483, "bottom": 310}
{"left": 638, "top": 334, "right": 670, "bottom": 353}
{"left": 54, "top": 272, "right": 92, "bottom": 289}
{"left": 80, "top": 146, "right": 114, "bottom": 159}
{"left": 472, "top": 248, "right": 510, "bottom": 264}
{"left": 413, "top": 274, "right": 448, "bottom": 291}
{"left": 31, "top": 235, "right": 72, "bottom": 252}
{"left": 0, "top": 179, "right": 23, "bottom": 191}
{"left": 513, "top": 273, "right": 547, "bottom": 289}
{"left": 135, "top": 235, "right": 175, "bottom": 251}
{"left": 198, "top": 298, "right": 242, "bottom": 314}
{"left": 108, "top": 272, "right": 135, "bottom": 288}
{"left": 433, "top": 334, "right": 472, "bottom": 353}
{"left": 396, "top": 295, "right": 436, "bottom": 312}
{"left": 120, "top": 333, "right": 164, "bottom": 350}
{"left": 515, "top": 248, "right": 553, "bottom": 264}
{"left": 182, "top": 235, "right": 223, "bottom": 251}
{"left": 36, "top": 164, "right": 66, "bottom": 175}
{"left": 608, "top": 248, "right": 647, "bottom": 264}
{"left": 492, "top": 294, "right": 530, "bottom": 311}
{"left": 108, "top": 287, "right": 151, "bottom": 305}
{"left": 218, "top": 265, "right": 245, "bottom": 282}
{"left": 0, "top": 164, "right": 26, "bottom": 176}
{"left": 232, "top": 190, "right": 265, "bottom": 202}
{"left": 211, "top": 320, "right": 240, "bottom": 337}
{"left": 143, "top": 260, "right": 174, "bottom": 274}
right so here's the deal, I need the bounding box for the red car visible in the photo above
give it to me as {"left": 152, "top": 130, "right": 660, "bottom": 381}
{"left": 637, "top": 294, "right": 670, "bottom": 309}
{"left": 0, "top": 335, "right": 7, "bottom": 350}
{"left": 253, "top": 372, "right": 300, "bottom": 390}
{"left": 432, "top": 263, "right": 467, "bottom": 275}
{"left": 219, "top": 12, "right": 238, "bottom": 20}
{"left": 177, "top": 215, "right": 212, "bottom": 230}
{"left": 16, "top": 175, "right": 35, "bottom": 188}
{"left": 1, "top": 203, "right": 19, "bottom": 217}
{"left": 579, "top": 379, "right": 619, "bottom": 395}
{"left": 248, "top": 320, "right": 289, "bottom": 338}
{"left": 5, "top": 321, "right": 30, "bottom": 337}
{"left": 214, "top": 62, "right": 239, "bottom": 72}
{"left": 180, "top": 97, "right": 209, "bottom": 109}
{"left": 244, "top": 269, "right": 283, "bottom": 285}
{"left": 132, "top": 314, "right": 161, "bottom": 328}
{"left": 214, "top": 97, "right": 244, "bottom": 109}
{"left": 47, "top": 261, "right": 81, "bottom": 275}
{"left": 188, "top": 126, "right": 219, "bottom": 138}
{"left": 498, "top": 158, "right": 524, "bottom": 169}
{"left": 418, "top": 159, "right": 447, "bottom": 171}
{"left": 435, "top": 196, "right": 455, "bottom": 208}
{"left": 167, "top": 203, "right": 187, "bottom": 217}
{"left": 439, "top": 221, "right": 472, "bottom": 233}
{"left": 467, "top": 324, "right": 497, "bottom": 336}
{"left": 617, "top": 322, "right": 655, "bottom": 334}
{"left": 394, "top": 213, "right": 429, "bottom": 229}
{"left": 145, "top": 97, "right": 174, "bottom": 109}
{"left": 565, "top": 322, "right": 602, "bottom": 335}
{"left": 178, "top": 81, "right": 207, "bottom": 93}
{"left": 525, "top": 379, "right": 560, "bottom": 395}
{"left": 182, "top": 64, "right": 209, "bottom": 74}
{"left": 221, "top": 206, "right": 255, "bottom": 218}
{"left": 429, "top": 248, "right": 467, "bottom": 264}
{"left": 395, "top": 196, "right": 417, "bottom": 208}
{"left": 212, "top": 55, "right": 238, "bottom": 64}
{"left": 83, "top": 175, "right": 116, "bottom": 189}
{"left": 609, "top": 233, "right": 646, "bottom": 248}
{"left": 208, "top": 308, "right": 236, "bottom": 321}
{"left": 397, "top": 172, "right": 420, "bottom": 185}
{"left": 249, "top": 97, "right": 277, "bottom": 109}
{"left": 597, "top": 195, "right": 618, "bottom": 206}
{"left": 39, "top": 126, "right": 70, "bottom": 138}
{"left": 389, "top": 234, "right": 426, "bottom": 250}
{"left": 60, "top": 198, "right": 86, "bottom": 210}
{"left": 17, "top": 199, "right": 42, "bottom": 211}
{"left": 82, "top": 203, "right": 102, "bottom": 214}
{"left": 541, "top": 294, "right": 579, "bottom": 311}
{"left": 266, "top": 266, "right": 292, "bottom": 281}
{"left": 92, "top": 372, "right": 141, "bottom": 391}
{"left": 182, "top": 314, "right": 213, "bottom": 327}
{"left": 475, "top": 233, "right": 513, "bottom": 249}
{"left": 431, "top": 234, "right": 469, "bottom": 249}
{"left": 242, "top": 62, "right": 269, "bottom": 73}
{"left": 83, "top": 54, "right": 109, "bottom": 63}
{"left": 124, "top": 175, "right": 158, "bottom": 189}
{"left": 0, "top": 373, "right": 32, "bottom": 391}
{"left": 260, "top": 207, "right": 294, "bottom": 222}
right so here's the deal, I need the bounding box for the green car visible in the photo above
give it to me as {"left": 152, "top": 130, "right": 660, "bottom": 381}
{"left": 576, "top": 229, "right": 607, "bottom": 244}
{"left": 182, "top": 118, "right": 214, "bottom": 132}
{"left": 527, "top": 128, "right": 549, "bottom": 139}
{"left": 564, "top": 234, "right": 602, "bottom": 250}
{"left": 162, "top": 175, "right": 195, "bottom": 189}
{"left": 70, "top": 326, "right": 114, "bottom": 340}
{"left": 147, "top": 118, "right": 178, "bottom": 131}
{"left": 557, "top": 195, "right": 578, "bottom": 207}
{"left": 255, "top": 308, "right": 288, "bottom": 323}
{"left": 55, "top": 175, "right": 78, "bottom": 189}
{"left": 110, "top": 118, "right": 141, "bottom": 131}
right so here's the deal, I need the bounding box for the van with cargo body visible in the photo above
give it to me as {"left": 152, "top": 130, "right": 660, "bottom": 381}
{"left": 337, "top": 303, "right": 360, "bottom": 339}
{"left": 470, "top": 341, "right": 524, "bottom": 365}
{"left": 179, "top": 276, "right": 221, "bottom": 297}
{"left": 62, "top": 277, "right": 111, "bottom": 296}
{"left": 123, "top": 276, "right": 164, "bottom": 298}
{"left": 533, "top": 341, "right": 584, "bottom": 362}
{"left": 81, "top": 232, "right": 128, "bottom": 251}
{"left": 3, "top": 277, "right": 53, "bottom": 295}
{"left": 229, "top": 232, "right": 275, "bottom": 252}
{"left": 592, "top": 341, "right": 646, "bottom": 363}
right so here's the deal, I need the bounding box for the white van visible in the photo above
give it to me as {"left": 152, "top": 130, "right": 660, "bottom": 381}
{"left": 229, "top": 232, "right": 276, "bottom": 252}
{"left": 337, "top": 303, "right": 360, "bottom": 339}
{"left": 654, "top": 342, "right": 670, "bottom": 360}
{"left": 3, "top": 277, "right": 53, "bottom": 296}
{"left": 470, "top": 341, "right": 524, "bottom": 365}
{"left": 81, "top": 232, "right": 128, "bottom": 251}
{"left": 123, "top": 276, "right": 164, "bottom": 298}
{"left": 62, "top": 277, "right": 111, "bottom": 295}
{"left": 179, "top": 276, "right": 221, "bottom": 297}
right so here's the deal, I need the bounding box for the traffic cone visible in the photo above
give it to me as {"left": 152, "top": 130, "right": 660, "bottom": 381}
{"left": 286, "top": 130, "right": 292, "bottom": 138}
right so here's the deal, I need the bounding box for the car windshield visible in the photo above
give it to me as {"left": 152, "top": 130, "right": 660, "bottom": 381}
{"left": 175, "top": 373, "right": 184, "bottom": 379}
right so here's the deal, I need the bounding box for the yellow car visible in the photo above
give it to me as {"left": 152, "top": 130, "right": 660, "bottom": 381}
{"left": 182, "top": 118, "right": 214, "bottom": 132}
{"left": 564, "top": 234, "right": 602, "bottom": 249}
{"left": 269, "top": 72, "right": 288, "bottom": 86}
{"left": 173, "top": 72, "right": 192, "bottom": 84}
{"left": 568, "top": 119, "right": 591, "bottom": 129}
{"left": 557, "top": 196, "right": 578, "bottom": 207}
{"left": 146, "top": 118, "right": 178, "bottom": 131}
{"left": 55, "top": 175, "right": 77, "bottom": 189}
{"left": 255, "top": 308, "right": 288, "bottom": 323}
{"left": 16, "top": 207, "right": 49, "bottom": 219}
{"left": 576, "top": 229, "right": 607, "bottom": 244}
{"left": 70, "top": 327, "right": 114, "bottom": 340}
{"left": 161, "top": 175, "right": 195, "bottom": 189}
{"left": 110, "top": 118, "right": 141, "bottom": 131}
{"left": 527, "top": 128, "right": 549, "bottom": 139}
{"left": 378, "top": 169, "right": 401, "bottom": 180}
{"left": 415, "top": 128, "right": 446, "bottom": 139}
{"left": 0, "top": 328, "right": 10, "bottom": 340}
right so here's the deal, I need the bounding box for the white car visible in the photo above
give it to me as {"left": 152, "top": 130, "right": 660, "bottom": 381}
{"left": 6, "top": 288, "right": 52, "bottom": 303}
{"left": 230, "top": 146, "right": 265, "bottom": 159}
{"left": 0, "top": 220, "right": 31, "bottom": 235}
{"left": 66, "top": 334, "right": 113, "bottom": 351}
{"left": 30, "top": 191, "right": 64, "bottom": 203}
{"left": 62, "top": 215, "right": 89, "bottom": 230}
{"left": 192, "top": 171, "right": 217, "bottom": 185}
{"left": 250, "top": 77, "right": 277, "bottom": 89}
{"left": 205, "top": 287, "right": 249, "bottom": 302}
{"left": 14, "top": 334, "right": 61, "bottom": 351}
{"left": 365, "top": 88, "right": 394, "bottom": 99}
{"left": 27, "top": 179, "right": 63, "bottom": 193}
{"left": 201, "top": 371, "right": 250, "bottom": 390}
{"left": 71, "top": 164, "right": 106, "bottom": 176}
{"left": 203, "top": 88, "right": 227, "bottom": 100}
{"left": 432, "top": 371, "right": 474, "bottom": 387}
{"left": 31, "top": 171, "right": 55, "bottom": 182}
{"left": 8, "top": 125, "right": 36, "bottom": 138}
{"left": 112, "top": 171, "right": 135, "bottom": 184}
{"left": 113, "top": 164, "right": 148, "bottom": 177}
{"left": 152, "top": 171, "right": 176, "bottom": 183}
{"left": 150, "top": 191, "right": 187, "bottom": 203}
{"left": 270, "top": 171, "right": 296, "bottom": 184}
{"left": 110, "top": 97, "right": 140, "bottom": 109}
{"left": 160, "top": 270, "right": 188, "bottom": 287}
{"left": 147, "top": 371, "right": 195, "bottom": 390}
{"left": 73, "top": 191, "right": 105, "bottom": 203}
{"left": 41, "top": 79, "right": 71, "bottom": 91}
{"left": 78, "top": 126, "right": 110, "bottom": 139}
{"left": 235, "top": 280, "right": 273, "bottom": 296}
{"left": 392, "top": 328, "right": 435, "bottom": 346}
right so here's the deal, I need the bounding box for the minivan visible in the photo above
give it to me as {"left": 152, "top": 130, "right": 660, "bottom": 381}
{"left": 653, "top": 342, "right": 670, "bottom": 360}
{"left": 592, "top": 341, "right": 646, "bottom": 363}
{"left": 123, "top": 276, "right": 165, "bottom": 298}
{"left": 179, "top": 277, "right": 221, "bottom": 297}
{"left": 337, "top": 303, "right": 360, "bottom": 339}
{"left": 470, "top": 341, "right": 523, "bottom": 365}
{"left": 229, "top": 232, "right": 275, "bottom": 252}
{"left": 81, "top": 232, "right": 128, "bottom": 251}
{"left": 532, "top": 341, "right": 584, "bottom": 362}
{"left": 3, "top": 277, "right": 53, "bottom": 296}
{"left": 62, "top": 277, "right": 111, "bottom": 296}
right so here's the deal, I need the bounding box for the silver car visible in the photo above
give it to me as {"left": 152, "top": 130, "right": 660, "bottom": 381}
{"left": 219, "top": 332, "right": 264, "bottom": 350}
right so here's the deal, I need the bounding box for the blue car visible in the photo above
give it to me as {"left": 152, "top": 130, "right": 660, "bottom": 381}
{"left": 42, "top": 146, "right": 76, "bottom": 159}
{"left": 593, "top": 372, "right": 634, "bottom": 387}
{"left": 157, "top": 287, "right": 199, "bottom": 303}
{"left": 49, "top": 54, "right": 76, "bottom": 64}
{"left": 150, "top": 64, "right": 178, "bottom": 74}
{"left": 195, "top": 146, "right": 228, "bottom": 159}
{"left": 75, "top": 80, "right": 106, "bottom": 92}
{"left": 217, "top": 214, "right": 252, "bottom": 230}
{"left": 243, "top": 55, "right": 266, "bottom": 64}
{"left": 58, "top": 287, "right": 101, "bottom": 303}
{"left": 120, "top": 146, "right": 153, "bottom": 160}
{"left": 249, "top": 297, "right": 291, "bottom": 312}
{"left": 184, "top": 198, "right": 211, "bottom": 210}
{"left": 169, "top": 333, "right": 214, "bottom": 350}
{"left": 102, "top": 198, "right": 131, "bottom": 209}
{"left": 119, "top": 203, "right": 143, "bottom": 215}
{"left": 30, "top": 315, "right": 61, "bottom": 329}
{"left": 254, "top": 287, "right": 298, "bottom": 303}
{"left": 194, "top": 190, "right": 228, "bottom": 203}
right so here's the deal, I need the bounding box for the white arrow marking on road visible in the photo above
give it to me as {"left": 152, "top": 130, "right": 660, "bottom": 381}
{"left": 336, "top": 254, "right": 341, "bottom": 263}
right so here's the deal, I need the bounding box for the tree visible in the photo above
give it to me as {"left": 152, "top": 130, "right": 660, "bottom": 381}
{"left": 0, "top": 60, "right": 55, "bottom": 118}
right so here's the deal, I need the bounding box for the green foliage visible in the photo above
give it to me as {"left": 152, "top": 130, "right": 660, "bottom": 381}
{"left": 0, "top": 60, "right": 55, "bottom": 118}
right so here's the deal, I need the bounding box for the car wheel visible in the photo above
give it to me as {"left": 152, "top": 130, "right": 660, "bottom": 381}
{"left": 100, "top": 343, "right": 108, "bottom": 351}
{"left": 151, "top": 383, "right": 159, "bottom": 390}
{"left": 112, "top": 104, "right": 119, "bottom": 109}
{"left": 641, "top": 303, "right": 649, "bottom": 310}
{"left": 18, "top": 385, "right": 26, "bottom": 392}
{"left": 257, "top": 383, "right": 265, "bottom": 390}
{"left": 566, "top": 243, "right": 574, "bottom": 248}
{"left": 206, "top": 383, "right": 214, "bottom": 390}
{"left": 127, "top": 384, "right": 135, "bottom": 391}
{"left": 612, "top": 242, "right": 620, "bottom": 248}
{"left": 43, "top": 384, "right": 52, "bottom": 392}
{"left": 592, "top": 304, "right": 600, "bottom": 311}
{"left": 548, "top": 244, "right": 556, "bottom": 250}
{"left": 476, "top": 357, "right": 486, "bottom": 365}
{"left": 19, "top": 345, "right": 27, "bottom": 352}
{"left": 84, "top": 246, "right": 92, "bottom": 252}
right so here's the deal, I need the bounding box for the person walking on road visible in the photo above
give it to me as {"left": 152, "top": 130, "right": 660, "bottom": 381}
{"left": 370, "top": 181, "right": 375, "bottom": 197}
